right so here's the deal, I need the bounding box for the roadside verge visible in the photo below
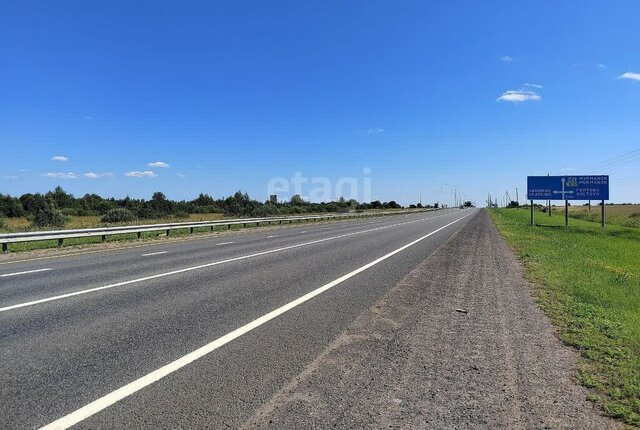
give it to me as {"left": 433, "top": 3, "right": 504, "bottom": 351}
{"left": 242, "top": 209, "right": 615, "bottom": 429}
{"left": 490, "top": 208, "right": 640, "bottom": 427}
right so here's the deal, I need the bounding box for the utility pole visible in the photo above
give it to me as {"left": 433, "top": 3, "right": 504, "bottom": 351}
{"left": 515, "top": 188, "right": 519, "bottom": 206}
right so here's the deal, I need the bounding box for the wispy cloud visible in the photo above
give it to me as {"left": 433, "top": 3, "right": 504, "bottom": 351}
{"left": 42, "top": 172, "right": 77, "bottom": 179}
{"left": 597, "top": 63, "right": 607, "bottom": 69}
{"left": 365, "top": 128, "right": 384, "bottom": 134}
{"left": 176, "top": 173, "right": 187, "bottom": 178}
{"left": 496, "top": 89, "right": 541, "bottom": 103}
{"left": 147, "top": 161, "right": 169, "bottom": 168}
{"left": 4, "top": 175, "right": 18, "bottom": 180}
{"left": 500, "top": 56, "right": 513, "bottom": 62}
{"left": 84, "top": 172, "right": 113, "bottom": 179}
{"left": 619, "top": 72, "right": 640, "bottom": 81}
{"left": 125, "top": 171, "right": 157, "bottom": 178}
{"left": 51, "top": 155, "right": 68, "bottom": 162}
{"left": 523, "top": 83, "right": 543, "bottom": 89}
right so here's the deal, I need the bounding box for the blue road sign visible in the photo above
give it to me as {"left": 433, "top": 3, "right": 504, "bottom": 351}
{"left": 527, "top": 175, "right": 609, "bottom": 200}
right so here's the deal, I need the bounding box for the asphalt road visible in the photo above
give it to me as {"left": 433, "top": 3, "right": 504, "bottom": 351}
{"left": 0, "top": 208, "right": 477, "bottom": 429}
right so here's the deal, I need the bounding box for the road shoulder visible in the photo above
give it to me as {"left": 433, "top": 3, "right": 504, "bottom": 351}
{"left": 243, "top": 209, "right": 618, "bottom": 429}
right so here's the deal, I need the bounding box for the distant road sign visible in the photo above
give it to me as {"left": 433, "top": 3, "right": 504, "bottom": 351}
{"left": 527, "top": 175, "right": 609, "bottom": 200}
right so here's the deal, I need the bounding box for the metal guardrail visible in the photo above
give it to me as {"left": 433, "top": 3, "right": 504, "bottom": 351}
{"left": 0, "top": 210, "right": 430, "bottom": 252}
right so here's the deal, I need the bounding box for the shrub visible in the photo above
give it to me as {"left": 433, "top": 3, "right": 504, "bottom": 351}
{"left": 101, "top": 208, "right": 137, "bottom": 223}
{"left": 173, "top": 211, "right": 189, "bottom": 219}
{"left": 32, "top": 200, "right": 67, "bottom": 228}
{"left": 61, "top": 207, "right": 79, "bottom": 216}
{"left": 630, "top": 212, "right": 640, "bottom": 218}
{"left": 0, "top": 216, "right": 5, "bottom": 230}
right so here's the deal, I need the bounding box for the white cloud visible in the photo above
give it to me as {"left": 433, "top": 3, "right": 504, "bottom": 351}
{"left": 365, "top": 128, "right": 384, "bottom": 134}
{"left": 125, "top": 171, "right": 157, "bottom": 178}
{"left": 51, "top": 155, "right": 68, "bottom": 162}
{"left": 619, "top": 72, "right": 640, "bottom": 81}
{"left": 84, "top": 172, "right": 113, "bottom": 179}
{"left": 597, "top": 64, "right": 607, "bottom": 69}
{"left": 523, "top": 83, "right": 544, "bottom": 88}
{"left": 147, "top": 161, "right": 169, "bottom": 168}
{"left": 497, "top": 89, "right": 541, "bottom": 103}
{"left": 176, "top": 173, "right": 187, "bottom": 178}
{"left": 500, "top": 56, "right": 513, "bottom": 62}
{"left": 42, "top": 172, "right": 77, "bottom": 179}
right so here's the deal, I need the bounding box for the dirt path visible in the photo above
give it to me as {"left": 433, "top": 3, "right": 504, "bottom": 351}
{"left": 243, "top": 209, "right": 618, "bottom": 429}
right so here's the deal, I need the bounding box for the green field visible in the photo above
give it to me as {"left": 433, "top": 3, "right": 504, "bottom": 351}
{"left": 491, "top": 208, "right": 640, "bottom": 426}
{"left": 548, "top": 203, "right": 640, "bottom": 228}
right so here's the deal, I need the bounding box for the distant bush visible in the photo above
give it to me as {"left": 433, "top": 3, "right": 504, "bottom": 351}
{"left": 630, "top": 212, "right": 640, "bottom": 218}
{"left": 173, "top": 211, "right": 189, "bottom": 219}
{"left": 0, "top": 216, "right": 5, "bottom": 230}
{"left": 101, "top": 208, "right": 137, "bottom": 223}
{"left": 32, "top": 200, "right": 67, "bottom": 228}
{"left": 61, "top": 207, "right": 79, "bottom": 216}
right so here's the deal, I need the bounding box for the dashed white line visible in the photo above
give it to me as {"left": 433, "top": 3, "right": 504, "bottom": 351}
{"left": 299, "top": 231, "right": 308, "bottom": 234}
{"left": 216, "top": 242, "right": 235, "bottom": 246}
{"left": 141, "top": 251, "right": 168, "bottom": 257}
{"left": 0, "top": 213, "right": 460, "bottom": 313}
{"left": 38, "top": 212, "right": 473, "bottom": 430}
{"left": 266, "top": 235, "right": 277, "bottom": 238}
{"left": 0, "top": 268, "right": 52, "bottom": 278}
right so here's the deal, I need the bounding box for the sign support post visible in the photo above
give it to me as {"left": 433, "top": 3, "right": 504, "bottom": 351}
{"left": 527, "top": 175, "right": 609, "bottom": 228}
{"left": 530, "top": 200, "right": 534, "bottom": 226}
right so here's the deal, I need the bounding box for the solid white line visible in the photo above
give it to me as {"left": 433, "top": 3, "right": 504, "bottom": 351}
{"left": 39, "top": 212, "right": 472, "bottom": 430}
{"left": 0, "top": 268, "right": 52, "bottom": 278}
{"left": 141, "top": 251, "right": 168, "bottom": 257}
{"left": 0, "top": 212, "right": 459, "bottom": 313}
{"left": 216, "top": 241, "right": 235, "bottom": 246}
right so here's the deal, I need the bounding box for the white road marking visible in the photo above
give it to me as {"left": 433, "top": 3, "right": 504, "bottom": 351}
{"left": 0, "top": 268, "right": 52, "bottom": 278}
{"left": 266, "top": 235, "right": 277, "bottom": 238}
{"left": 216, "top": 242, "right": 235, "bottom": 246}
{"left": 0, "top": 211, "right": 465, "bottom": 313}
{"left": 141, "top": 251, "right": 168, "bottom": 257}
{"left": 38, "top": 212, "right": 472, "bottom": 430}
{"left": 299, "top": 231, "right": 307, "bottom": 234}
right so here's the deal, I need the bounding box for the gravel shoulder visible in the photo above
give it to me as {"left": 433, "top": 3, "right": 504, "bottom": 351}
{"left": 243, "top": 209, "right": 618, "bottom": 429}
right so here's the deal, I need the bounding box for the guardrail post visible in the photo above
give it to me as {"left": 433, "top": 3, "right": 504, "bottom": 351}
{"left": 190, "top": 227, "right": 194, "bottom": 234}
{"left": 227, "top": 224, "right": 231, "bottom": 229}
{"left": 2, "top": 243, "right": 7, "bottom": 253}
{"left": 166, "top": 229, "right": 170, "bottom": 236}
{"left": 210, "top": 226, "right": 214, "bottom": 231}
{"left": 101, "top": 235, "right": 107, "bottom": 243}
{"left": 138, "top": 232, "right": 142, "bottom": 239}
{"left": 57, "top": 238, "right": 64, "bottom": 247}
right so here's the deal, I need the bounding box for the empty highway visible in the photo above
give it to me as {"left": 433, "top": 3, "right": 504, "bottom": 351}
{"left": 1, "top": 209, "right": 477, "bottom": 429}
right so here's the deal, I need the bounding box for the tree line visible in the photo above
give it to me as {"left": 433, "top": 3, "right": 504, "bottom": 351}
{"left": 0, "top": 186, "right": 418, "bottom": 228}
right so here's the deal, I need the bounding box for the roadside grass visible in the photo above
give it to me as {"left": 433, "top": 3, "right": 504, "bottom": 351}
{"left": 1, "top": 213, "right": 225, "bottom": 233}
{"left": 490, "top": 208, "right": 640, "bottom": 426}
{"left": 550, "top": 204, "right": 640, "bottom": 229}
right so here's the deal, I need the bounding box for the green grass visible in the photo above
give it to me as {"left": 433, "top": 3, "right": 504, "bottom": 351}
{"left": 491, "top": 208, "right": 640, "bottom": 427}
{"left": 549, "top": 204, "right": 640, "bottom": 229}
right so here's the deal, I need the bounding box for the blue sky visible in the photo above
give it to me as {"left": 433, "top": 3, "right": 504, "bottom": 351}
{"left": 1, "top": 1, "right": 639, "bottom": 205}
